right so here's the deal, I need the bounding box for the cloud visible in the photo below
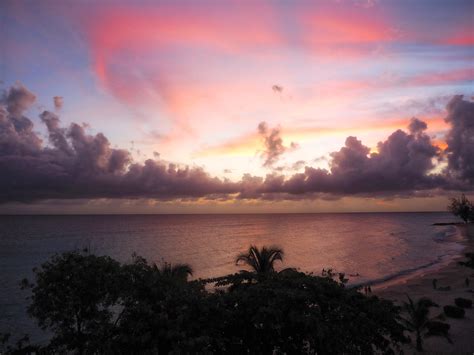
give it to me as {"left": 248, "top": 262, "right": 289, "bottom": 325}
{"left": 442, "top": 27, "right": 474, "bottom": 46}
{"left": 444, "top": 95, "right": 474, "bottom": 183}
{"left": 408, "top": 117, "right": 427, "bottom": 134}
{"left": 272, "top": 85, "right": 283, "bottom": 93}
{"left": 86, "top": 3, "right": 280, "bottom": 108}
{"left": 0, "top": 84, "right": 472, "bottom": 204}
{"left": 0, "top": 85, "right": 238, "bottom": 203}
{"left": 250, "top": 113, "right": 474, "bottom": 197}
{"left": 1, "top": 83, "right": 36, "bottom": 118}
{"left": 257, "top": 121, "right": 299, "bottom": 168}
{"left": 53, "top": 96, "right": 64, "bottom": 110}
{"left": 0, "top": 84, "right": 42, "bottom": 156}
{"left": 292, "top": 160, "right": 306, "bottom": 171}
{"left": 195, "top": 115, "right": 448, "bottom": 159}
{"left": 405, "top": 68, "right": 474, "bottom": 87}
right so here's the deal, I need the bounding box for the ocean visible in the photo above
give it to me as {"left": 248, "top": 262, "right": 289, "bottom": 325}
{"left": 0, "top": 212, "right": 465, "bottom": 342}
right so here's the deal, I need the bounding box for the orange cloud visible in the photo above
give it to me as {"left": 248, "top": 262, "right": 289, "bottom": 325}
{"left": 195, "top": 117, "right": 448, "bottom": 158}
{"left": 432, "top": 139, "right": 448, "bottom": 151}
{"left": 195, "top": 133, "right": 261, "bottom": 158}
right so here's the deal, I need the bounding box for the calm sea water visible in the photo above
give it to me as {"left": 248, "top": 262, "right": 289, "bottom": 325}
{"left": 0, "top": 212, "right": 465, "bottom": 342}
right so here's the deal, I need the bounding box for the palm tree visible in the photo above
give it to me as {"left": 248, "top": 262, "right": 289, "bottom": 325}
{"left": 400, "top": 296, "right": 450, "bottom": 352}
{"left": 235, "top": 245, "right": 284, "bottom": 274}
{"left": 153, "top": 262, "right": 193, "bottom": 282}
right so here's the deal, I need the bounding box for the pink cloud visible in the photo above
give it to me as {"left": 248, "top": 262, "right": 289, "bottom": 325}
{"left": 405, "top": 68, "right": 473, "bottom": 87}
{"left": 443, "top": 29, "right": 474, "bottom": 46}
{"left": 85, "top": 3, "right": 281, "bottom": 92}
{"left": 64, "top": 1, "right": 473, "bottom": 154}
{"left": 301, "top": 10, "right": 393, "bottom": 45}
{"left": 82, "top": 2, "right": 399, "bottom": 112}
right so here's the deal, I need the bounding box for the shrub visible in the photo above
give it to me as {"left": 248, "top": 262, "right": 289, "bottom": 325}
{"left": 400, "top": 296, "right": 449, "bottom": 351}
{"left": 425, "top": 320, "right": 451, "bottom": 341}
{"left": 454, "top": 297, "right": 472, "bottom": 308}
{"left": 443, "top": 305, "right": 465, "bottom": 318}
{"left": 448, "top": 194, "right": 474, "bottom": 223}
{"left": 458, "top": 253, "right": 474, "bottom": 269}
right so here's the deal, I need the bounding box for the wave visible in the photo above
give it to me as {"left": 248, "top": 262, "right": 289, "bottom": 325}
{"left": 349, "top": 255, "right": 451, "bottom": 289}
{"left": 351, "top": 225, "right": 465, "bottom": 289}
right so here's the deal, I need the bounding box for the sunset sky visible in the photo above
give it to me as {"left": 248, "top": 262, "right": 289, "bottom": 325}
{"left": 0, "top": 0, "right": 473, "bottom": 213}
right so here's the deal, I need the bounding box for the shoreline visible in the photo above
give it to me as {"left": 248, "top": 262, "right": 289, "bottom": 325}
{"left": 347, "top": 224, "right": 464, "bottom": 291}
{"left": 374, "top": 225, "right": 474, "bottom": 353}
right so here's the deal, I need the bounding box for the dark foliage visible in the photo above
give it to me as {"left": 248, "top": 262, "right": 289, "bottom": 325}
{"left": 235, "top": 245, "right": 284, "bottom": 274}
{"left": 109, "top": 254, "right": 209, "bottom": 354}
{"left": 443, "top": 305, "right": 465, "bottom": 319}
{"left": 425, "top": 321, "right": 452, "bottom": 343}
{"left": 454, "top": 298, "right": 472, "bottom": 308}
{"left": 458, "top": 252, "right": 474, "bottom": 269}
{"left": 20, "top": 250, "right": 122, "bottom": 354}
{"left": 209, "top": 271, "right": 407, "bottom": 354}
{"left": 12, "top": 250, "right": 412, "bottom": 354}
{"left": 0, "top": 333, "right": 44, "bottom": 355}
{"left": 447, "top": 194, "right": 474, "bottom": 223}
{"left": 400, "top": 296, "right": 451, "bottom": 352}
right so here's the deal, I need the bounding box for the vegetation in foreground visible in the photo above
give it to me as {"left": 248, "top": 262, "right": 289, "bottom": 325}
{"left": 1, "top": 245, "right": 456, "bottom": 354}
{"left": 459, "top": 252, "right": 474, "bottom": 269}
{"left": 448, "top": 194, "right": 474, "bottom": 223}
{"left": 400, "top": 296, "right": 451, "bottom": 352}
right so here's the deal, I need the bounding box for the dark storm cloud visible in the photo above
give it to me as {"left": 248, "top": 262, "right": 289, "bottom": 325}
{"left": 247, "top": 116, "right": 471, "bottom": 198}
{"left": 40, "top": 111, "right": 72, "bottom": 154}
{"left": 444, "top": 95, "right": 474, "bottom": 183}
{"left": 408, "top": 117, "right": 427, "bottom": 134}
{"left": 0, "top": 86, "right": 238, "bottom": 202}
{"left": 0, "top": 84, "right": 472, "bottom": 204}
{"left": 257, "top": 121, "right": 298, "bottom": 168}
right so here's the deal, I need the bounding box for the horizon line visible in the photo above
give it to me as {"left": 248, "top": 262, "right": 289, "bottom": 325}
{"left": 0, "top": 211, "right": 450, "bottom": 216}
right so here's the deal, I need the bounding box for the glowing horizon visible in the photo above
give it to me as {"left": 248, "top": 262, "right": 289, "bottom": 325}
{"left": 0, "top": 0, "right": 473, "bottom": 213}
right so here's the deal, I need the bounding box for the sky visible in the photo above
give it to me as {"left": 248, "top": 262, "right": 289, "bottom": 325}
{"left": 0, "top": 0, "right": 473, "bottom": 213}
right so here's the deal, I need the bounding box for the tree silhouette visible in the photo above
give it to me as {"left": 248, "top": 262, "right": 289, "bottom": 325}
{"left": 152, "top": 262, "right": 193, "bottom": 282}
{"left": 448, "top": 194, "right": 474, "bottom": 223}
{"left": 235, "top": 245, "right": 284, "bottom": 274}
{"left": 400, "top": 296, "right": 451, "bottom": 352}
{"left": 17, "top": 250, "right": 411, "bottom": 354}
{"left": 21, "top": 251, "right": 122, "bottom": 354}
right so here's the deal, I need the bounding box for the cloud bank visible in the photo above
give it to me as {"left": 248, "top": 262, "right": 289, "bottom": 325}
{"left": 0, "top": 84, "right": 472, "bottom": 204}
{"left": 0, "top": 85, "right": 239, "bottom": 202}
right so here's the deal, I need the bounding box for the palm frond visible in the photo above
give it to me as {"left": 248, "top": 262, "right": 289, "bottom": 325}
{"left": 235, "top": 245, "right": 284, "bottom": 274}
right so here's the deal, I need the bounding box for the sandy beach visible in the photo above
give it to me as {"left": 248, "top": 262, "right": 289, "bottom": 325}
{"left": 375, "top": 225, "right": 474, "bottom": 354}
